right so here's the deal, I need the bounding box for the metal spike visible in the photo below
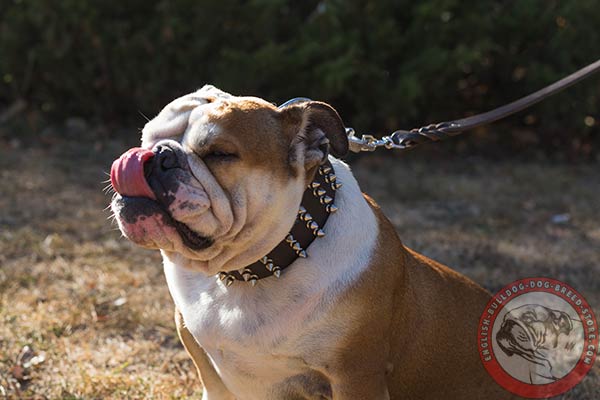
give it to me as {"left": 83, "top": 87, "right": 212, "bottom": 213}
{"left": 326, "top": 204, "right": 338, "bottom": 213}
{"left": 298, "top": 206, "right": 307, "bottom": 215}
{"left": 331, "top": 182, "right": 342, "bottom": 190}
{"left": 285, "top": 234, "right": 294, "bottom": 243}
{"left": 218, "top": 272, "right": 228, "bottom": 281}
{"left": 324, "top": 174, "right": 337, "bottom": 183}
{"left": 308, "top": 182, "right": 321, "bottom": 189}
{"left": 315, "top": 229, "right": 325, "bottom": 237}
{"left": 312, "top": 188, "right": 326, "bottom": 197}
{"left": 273, "top": 267, "right": 281, "bottom": 278}
{"left": 297, "top": 249, "right": 308, "bottom": 258}
{"left": 319, "top": 195, "right": 333, "bottom": 205}
{"left": 250, "top": 275, "right": 258, "bottom": 286}
{"left": 307, "top": 220, "right": 319, "bottom": 230}
{"left": 242, "top": 268, "right": 252, "bottom": 281}
{"left": 319, "top": 165, "right": 332, "bottom": 175}
{"left": 291, "top": 242, "right": 302, "bottom": 251}
{"left": 300, "top": 212, "right": 313, "bottom": 222}
{"left": 225, "top": 275, "right": 235, "bottom": 286}
{"left": 260, "top": 257, "right": 275, "bottom": 272}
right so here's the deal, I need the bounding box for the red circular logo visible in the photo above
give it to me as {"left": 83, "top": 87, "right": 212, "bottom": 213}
{"left": 478, "top": 278, "right": 598, "bottom": 398}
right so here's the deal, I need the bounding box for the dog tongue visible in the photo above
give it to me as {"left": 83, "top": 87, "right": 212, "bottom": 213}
{"left": 110, "top": 148, "right": 156, "bottom": 200}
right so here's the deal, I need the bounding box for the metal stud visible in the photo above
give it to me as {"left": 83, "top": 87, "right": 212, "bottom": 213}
{"left": 305, "top": 220, "right": 324, "bottom": 237}
{"left": 324, "top": 174, "right": 337, "bottom": 183}
{"left": 319, "top": 195, "right": 333, "bottom": 205}
{"left": 300, "top": 212, "right": 313, "bottom": 222}
{"left": 312, "top": 187, "right": 326, "bottom": 197}
{"left": 308, "top": 182, "right": 321, "bottom": 189}
{"left": 319, "top": 165, "right": 332, "bottom": 175}
{"left": 307, "top": 220, "right": 319, "bottom": 230}
{"left": 241, "top": 268, "right": 253, "bottom": 282}
{"left": 225, "top": 275, "right": 235, "bottom": 286}
{"left": 286, "top": 234, "right": 307, "bottom": 257}
{"left": 325, "top": 204, "right": 338, "bottom": 213}
{"left": 273, "top": 267, "right": 281, "bottom": 278}
{"left": 260, "top": 256, "right": 275, "bottom": 272}
{"left": 330, "top": 182, "right": 342, "bottom": 190}
{"left": 218, "top": 272, "right": 228, "bottom": 281}
{"left": 298, "top": 206, "right": 313, "bottom": 221}
{"left": 249, "top": 275, "right": 259, "bottom": 287}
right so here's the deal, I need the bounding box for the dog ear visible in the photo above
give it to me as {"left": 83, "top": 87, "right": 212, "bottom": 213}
{"left": 279, "top": 101, "right": 348, "bottom": 173}
{"left": 554, "top": 311, "right": 573, "bottom": 335}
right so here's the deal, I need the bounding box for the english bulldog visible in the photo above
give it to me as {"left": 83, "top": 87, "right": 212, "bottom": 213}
{"left": 496, "top": 304, "right": 584, "bottom": 384}
{"left": 109, "top": 85, "right": 516, "bottom": 399}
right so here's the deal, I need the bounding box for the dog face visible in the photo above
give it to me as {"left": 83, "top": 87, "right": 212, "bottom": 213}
{"left": 496, "top": 304, "right": 573, "bottom": 361}
{"left": 110, "top": 86, "right": 347, "bottom": 275}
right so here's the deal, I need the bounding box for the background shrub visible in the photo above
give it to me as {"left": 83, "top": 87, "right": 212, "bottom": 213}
{"left": 1, "top": 0, "right": 599, "bottom": 157}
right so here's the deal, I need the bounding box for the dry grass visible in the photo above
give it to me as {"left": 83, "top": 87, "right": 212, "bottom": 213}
{"left": 0, "top": 131, "right": 598, "bottom": 399}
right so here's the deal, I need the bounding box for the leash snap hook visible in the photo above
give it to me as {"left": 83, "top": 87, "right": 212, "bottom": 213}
{"left": 347, "top": 128, "right": 385, "bottom": 152}
{"left": 347, "top": 127, "right": 413, "bottom": 152}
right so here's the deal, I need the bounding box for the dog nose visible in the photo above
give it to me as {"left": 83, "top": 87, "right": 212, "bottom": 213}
{"left": 153, "top": 144, "right": 181, "bottom": 171}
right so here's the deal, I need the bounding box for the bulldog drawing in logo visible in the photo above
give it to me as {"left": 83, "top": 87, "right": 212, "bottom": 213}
{"left": 478, "top": 278, "right": 598, "bottom": 398}
{"left": 495, "top": 304, "right": 584, "bottom": 384}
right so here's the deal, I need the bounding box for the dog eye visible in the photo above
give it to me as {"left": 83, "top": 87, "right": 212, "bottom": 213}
{"left": 204, "top": 150, "right": 238, "bottom": 160}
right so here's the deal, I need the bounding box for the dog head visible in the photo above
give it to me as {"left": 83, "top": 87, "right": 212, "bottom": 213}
{"left": 110, "top": 85, "right": 347, "bottom": 275}
{"left": 496, "top": 304, "right": 573, "bottom": 361}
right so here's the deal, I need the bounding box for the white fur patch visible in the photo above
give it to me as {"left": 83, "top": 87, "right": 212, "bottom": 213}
{"left": 164, "top": 158, "right": 379, "bottom": 399}
{"left": 141, "top": 85, "right": 233, "bottom": 148}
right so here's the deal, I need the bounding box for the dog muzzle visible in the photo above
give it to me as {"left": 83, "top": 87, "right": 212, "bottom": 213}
{"left": 110, "top": 147, "right": 156, "bottom": 200}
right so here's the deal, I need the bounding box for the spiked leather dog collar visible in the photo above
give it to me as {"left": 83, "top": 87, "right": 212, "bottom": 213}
{"left": 218, "top": 161, "right": 340, "bottom": 286}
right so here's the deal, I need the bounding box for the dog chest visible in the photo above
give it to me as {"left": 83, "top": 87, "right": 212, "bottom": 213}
{"left": 171, "top": 278, "right": 339, "bottom": 399}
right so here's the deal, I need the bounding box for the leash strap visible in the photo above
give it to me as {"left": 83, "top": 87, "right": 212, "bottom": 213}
{"left": 345, "top": 59, "right": 600, "bottom": 152}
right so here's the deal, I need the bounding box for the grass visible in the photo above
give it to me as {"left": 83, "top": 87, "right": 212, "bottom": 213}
{"left": 0, "top": 128, "right": 598, "bottom": 399}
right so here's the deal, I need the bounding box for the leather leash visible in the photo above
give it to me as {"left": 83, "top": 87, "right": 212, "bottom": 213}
{"left": 338, "top": 58, "right": 600, "bottom": 153}
{"left": 227, "top": 61, "right": 599, "bottom": 285}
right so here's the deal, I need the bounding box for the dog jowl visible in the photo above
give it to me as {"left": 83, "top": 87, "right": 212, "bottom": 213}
{"left": 109, "top": 85, "right": 517, "bottom": 400}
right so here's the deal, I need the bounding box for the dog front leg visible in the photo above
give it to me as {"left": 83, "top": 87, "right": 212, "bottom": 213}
{"left": 175, "top": 309, "right": 235, "bottom": 400}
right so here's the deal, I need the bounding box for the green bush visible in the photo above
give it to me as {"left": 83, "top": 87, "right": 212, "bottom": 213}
{"left": 1, "top": 0, "right": 599, "bottom": 156}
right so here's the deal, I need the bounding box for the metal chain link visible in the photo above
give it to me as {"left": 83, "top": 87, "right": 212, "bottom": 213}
{"left": 347, "top": 123, "right": 457, "bottom": 153}
{"left": 346, "top": 128, "right": 406, "bottom": 152}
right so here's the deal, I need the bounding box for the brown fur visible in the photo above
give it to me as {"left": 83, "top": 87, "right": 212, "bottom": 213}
{"left": 338, "top": 195, "right": 517, "bottom": 399}
{"left": 186, "top": 98, "right": 348, "bottom": 194}
{"left": 177, "top": 194, "right": 518, "bottom": 399}
{"left": 155, "top": 89, "right": 518, "bottom": 398}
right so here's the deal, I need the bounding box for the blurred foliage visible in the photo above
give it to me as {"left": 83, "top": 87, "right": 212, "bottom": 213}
{"left": 1, "top": 0, "right": 599, "bottom": 157}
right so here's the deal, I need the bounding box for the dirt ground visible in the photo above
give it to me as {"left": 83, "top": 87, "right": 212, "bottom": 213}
{"left": 0, "top": 127, "right": 598, "bottom": 399}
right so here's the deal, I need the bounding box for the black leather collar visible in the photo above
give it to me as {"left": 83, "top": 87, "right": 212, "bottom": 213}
{"left": 218, "top": 160, "right": 340, "bottom": 286}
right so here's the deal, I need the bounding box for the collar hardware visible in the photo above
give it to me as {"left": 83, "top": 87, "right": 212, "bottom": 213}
{"left": 217, "top": 161, "right": 339, "bottom": 286}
